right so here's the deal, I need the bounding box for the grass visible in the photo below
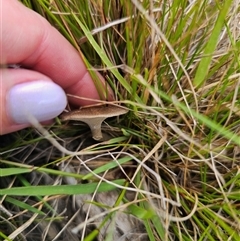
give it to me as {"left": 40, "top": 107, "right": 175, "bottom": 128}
{"left": 1, "top": 0, "right": 240, "bottom": 240}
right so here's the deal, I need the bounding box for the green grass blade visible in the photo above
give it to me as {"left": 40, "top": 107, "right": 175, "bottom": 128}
{"left": 5, "top": 196, "right": 45, "bottom": 215}
{"left": 193, "top": 0, "right": 233, "bottom": 87}
{"left": 0, "top": 168, "right": 31, "bottom": 177}
{"left": 0, "top": 180, "right": 125, "bottom": 196}
{"left": 82, "top": 156, "right": 133, "bottom": 180}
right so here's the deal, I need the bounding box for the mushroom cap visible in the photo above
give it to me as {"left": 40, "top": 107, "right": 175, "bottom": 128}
{"left": 61, "top": 105, "right": 128, "bottom": 121}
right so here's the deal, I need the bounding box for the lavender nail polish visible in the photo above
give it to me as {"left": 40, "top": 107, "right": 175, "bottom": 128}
{"left": 7, "top": 80, "right": 67, "bottom": 124}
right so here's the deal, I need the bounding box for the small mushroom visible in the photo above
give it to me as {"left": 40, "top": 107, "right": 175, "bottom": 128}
{"left": 61, "top": 105, "right": 128, "bottom": 141}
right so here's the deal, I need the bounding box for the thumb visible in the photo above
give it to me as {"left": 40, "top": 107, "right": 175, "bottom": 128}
{"left": 0, "top": 68, "right": 67, "bottom": 135}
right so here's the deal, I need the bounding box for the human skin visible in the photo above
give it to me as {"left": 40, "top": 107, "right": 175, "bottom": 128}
{"left": 0, "top": 0, "right": 113, "bottom": 135}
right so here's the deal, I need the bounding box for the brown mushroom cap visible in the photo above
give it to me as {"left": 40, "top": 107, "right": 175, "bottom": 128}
{"left": 61, "top": 105, "right": 128, "bottom": 140}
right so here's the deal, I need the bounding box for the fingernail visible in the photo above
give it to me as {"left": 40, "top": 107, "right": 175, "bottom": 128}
{"left": 7, "top": 80, "right": 67, "bottom": 124}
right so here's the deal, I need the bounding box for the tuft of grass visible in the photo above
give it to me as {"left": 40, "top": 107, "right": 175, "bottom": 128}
{"left": 1, "top": 0, "right": 240, "bottom": 240}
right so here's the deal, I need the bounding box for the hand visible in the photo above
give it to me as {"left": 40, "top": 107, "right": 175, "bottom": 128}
{"left": 0, "top": 0, "right": 113, "bottom": 135}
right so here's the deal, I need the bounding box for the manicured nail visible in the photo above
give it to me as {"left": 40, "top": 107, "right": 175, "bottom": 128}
{"left": 7, "top": 80, "right": 67, "bottom": 124}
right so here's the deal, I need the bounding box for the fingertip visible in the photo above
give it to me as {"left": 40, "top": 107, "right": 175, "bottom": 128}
{"left": 0, "top": 123, "right": 29, "bottom": 136}
{"left": 1, "top": 69, "right": 67, "bottom": 135}
{"left": 7, "top": 80, "right": 67, "bottom": 124}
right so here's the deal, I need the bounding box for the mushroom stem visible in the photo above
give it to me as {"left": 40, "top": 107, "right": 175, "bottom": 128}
{"left": 85, "top": 119, "right": 104, "bottom": 140}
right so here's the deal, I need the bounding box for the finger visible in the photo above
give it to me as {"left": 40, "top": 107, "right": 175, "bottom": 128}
{"left": 1, "top": 0, "right": 113, "bottom": 105}
{"left": 0, "top": 68, "right": 67, "bottom": 135}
